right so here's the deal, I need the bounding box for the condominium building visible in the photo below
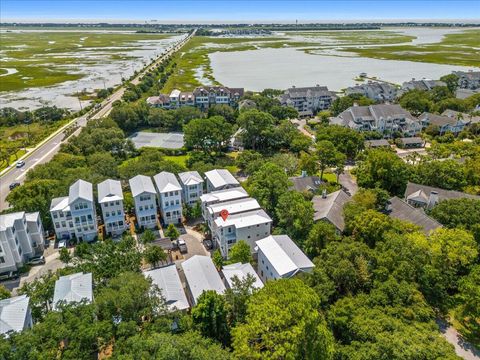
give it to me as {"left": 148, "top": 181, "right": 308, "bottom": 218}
{"left": 97, "top": 179, "right": 126, "bottom": 237}
{"left": 280, "top": 85, "right": 337, "bottom": 117}
{"left": 178, "top": 171, "right": 204, "bottom": 206}
{"left": 129, "top": 175, "right": 158, "bottom": 229}
{"left": 204, "top": 169, "right": 240, "bottom": 193}
{"left": 153, "top": 171, "right": 183, "bottom": 225}
{"left": 453, "top": 70, "right": 480, "bottom": 90}
{"left": 345, "top": 81, "right": 397, "bottom": 102}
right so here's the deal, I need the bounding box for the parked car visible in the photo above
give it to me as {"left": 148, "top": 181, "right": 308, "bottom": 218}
{"left": 27, "top": 256, "right": 45, "bottom": 266}
{"left": 16, "top": 160, "right": 25, "bottom": 168}
{"left": 0, "top": 271, "right": 19, "bottom": 282}
{"left": 203, "top": 239, "right": 213, "bottom": 250}
{"left": 9, "top": 182, "right": 20, "bottom": 190}
{"left": 177, "top": 239, "right": 187, "bottom": 253}
{"left": 58, "top": 239, "right": 68, "bottom": 249}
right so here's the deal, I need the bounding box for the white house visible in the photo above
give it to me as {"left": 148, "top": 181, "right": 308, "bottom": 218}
{"left": 204, "top": 169, "right": 240, "bottom": 193}
{"left": 222, "top": 262, "right": 264, "bottom": 289}
{"left": 153, "top": 171, "right": 183, "bottom": 225}
{"left": 0, "top": 212, "right": 44, "bottom": 273}
{"left": 178, "top": 171, "right": 204, "bottom": 206}
{"left": 144, "top": 265, "right": 190, "bottom": 311}
{"left": 256, "top": 235, "right": 314, "bottom": 283}
{"left": 52, "top": 272, "right": 93, "bottom": 310}
{"left": 129, "top": 175, "right": 158, "bottom": 229}
{"left": 0, "top": 295, "right": 33, "bottom": 336}
{"left": 205, "top": 197, "right": 261, "bottom": 231}
{"left": 181, "top": 255, "right": 226, "bottom": 306}
{"left": 98, "top": 179, "right": 126, "bottom": 237}
{"left": 200, "top": 187, "right": 249, "bottom": 220}
{"left": 50, "top": 196, "right": 73, "bottom": 240}
{"left": 213, "top": 209, "right": 272, "bottom": 258}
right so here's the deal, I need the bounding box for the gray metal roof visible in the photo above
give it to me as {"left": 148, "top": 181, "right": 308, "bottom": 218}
{"left": 204, "top": 169, "right": 239, "bottom": 189}
{"left": 312, "top": 190, "right": 351, "bottom": 232}
{"left": 68, "top": 179, "right": 93, "bottom": 204}
{"left": 0, "top": 295, "right": 30, "bottom": 335}
{"left": 387, "top": 197, "right": 442, "bottom": 234}
{"left": 53, "top": 272, "right": 93, "bottom": 310}
{"left": 154, "top": 171, "right": 182, "bottom": 194}
{"left": 129, "top": 175, "right": 156, "bottom": 198}
{"left": 178, "top": 171, "right": 203, "bottom": 186}
{"left": 97, "top": 179, "right": 123, "bottom": 203}
{"left": 222, "top": 262, "right": 264, "bottom": 289}
{"left": 144, "top": 265, "right": 189, "bottom": 311}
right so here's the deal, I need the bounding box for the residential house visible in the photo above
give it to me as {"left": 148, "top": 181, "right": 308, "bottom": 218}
{"left": 419, "top": 112, "right": 468, "bottom": 134}
{"left": 49, "top": 197, "right": 73, "bottom": 240}
{"left": 453, "top": 71, "right": 480, "bottom": 90}
{"left": 222, "top": 262, "right": 264, "bottom": 289}
{"left": 312, "top": 189, "right": 351, "bottom": 233}
{"left": 289, "top": 172, "right": 324, "bottom": 193}
{"left": 146, "top": 94, "right": 171, "bottom": 108}
{"left": 279, "top": 85, "right": 337, "bottom": 117}
{"left": 204, "top": 169, "right": 240, "bottom": 193}
{"left": 455, "top": 88, "right": 480, "bottom": 100}
{"left": 52, "top": 272, "right": 93, "bottom": 310}
{"left": 386, "top": 197, "right": 442, "bottom": 235}
{"left": 364, "top": 139, "right": 390, "bottom": 148}
{"left": 396, "top": 137, "right": 425, "bottom": 149}
{"left": 404, "top": 182, "right": 480, "bottom": 210}
{"left": 144, "top": 265, "right": 189, "bottom": 311}
{"left": 129, "top": 175, "right": 158, "bottom": 229}
{"left": 178, "top": 171, "right": 204, "bottom": 206}
{"left": 181, "top": 255, "right": 226, "bottom": 306}
{"left": 256, "top": 235, "right": 314, "bottom": 283}
{"left": 213, "top": 209, "right": 272, "bottom": 258}
{"left": 205, "top": 197, "right": 261, "bottom": 231}
{"left": 0, "top": 295, "right": 33, "bottom": 336}
{"left": 332, "top": 104, "right": 421, "bottom": 136}
{"left": 399, "top": 78, "right": 446, "bottom": 95}
{"left": 193, "top": 86, "right": 244, "bottom": 109}
{"left": 98, "top": 179, "right": 126, "bottom": 237}
{"left": 345, "top": 81, "right": 397, "bottom": 102}
{"left": 200, "top": 187, "right": 249, "bottom": 220}
{"left": 153, "top": 171, "right": 183, "bottom": 225}
{"left": 0, "top": 212, "right": 44, "bottom": 273}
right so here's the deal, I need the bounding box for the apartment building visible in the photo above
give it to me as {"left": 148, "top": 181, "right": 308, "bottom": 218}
{"left": 418, "top": 112, "right": 469, "bottom": 135}
{"left": 213, "top": 209, "right": 272, "bottom": 258}
{"left": 178, "top": 171, "right": 204, "bottom": 206}
{"left": 399, "top": 78, "right": 446, "bottom": 95}
{"left": 97, "top": 179, "right": 126, "bottom": 237}
{"left": 200, "top": 187, "right": 249, "bottom": 220}
{"left": 204, "top": 169, "right": 240, "bottom": 193}
{"left": 345, "top": 81, "right": 397, "bottom": 102}
{"left": 280, "top": 85, "right": 337, "bottom": 117}
{"left": 0, "top": 212, "right": 44, "bottom": 273}
{"left": 153, "top": 171, "right": 183, "bottom": 225}
{"left": 129, "top": 175, "right": 158, "bottom": 229}
{"left": 453, "top": 70, "right": 480, "bottom": 90}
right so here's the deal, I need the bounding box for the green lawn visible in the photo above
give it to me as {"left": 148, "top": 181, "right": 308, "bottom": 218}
{"left": 164, "top": 154, "right": 190, "bottom": 167}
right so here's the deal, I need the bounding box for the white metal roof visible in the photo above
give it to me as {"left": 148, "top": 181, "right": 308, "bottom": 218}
{"left": 222, "top": 262, "right": 264, "bottom": 289}
{"left": 144, "top": 265, "right": 189, "bottom": 311}
{"left": 50, "top": 196, "right": 70, "bottom": 212}
{"left": 129, "top": 175, "right": 156, "bottom": 198}
{"left": 178, "top": 171, "right": 203, "bottom": 186}
{"left": 0, "top": 212, "right": 24, "bottom": 229}
{"left": 181, "top": 255, "right": 225, "bottom": 305}
{"left": 204, "top": 169, "right": 239, "bottom": 189}
{"left": 214, "top": 209, "right": 272, "bottom": 229}
{"left": 200, "top": 187, "right": 248, "bottom": 205}
{"left": 68, "top": 179, "right": 93, "bottom": 204}
{"left": 0, "top": 295, "right": 30, "bottom": 335}
{"left": 98, "top": 179, "right": 124, "bottom": 203}
{"left": 256, "top": 235, "right": 314, "bottom": 277}
{"left": 53, "top": 272, "right": 93, "bottom": 310}
{"left": 154, "top": 171, "right": 182, "bottom": 193}
{"left": 207, "top": 197, "right": 261, "bottom": 217}
{"left": 170, "top": 89, "right": 181, "bottom": 98}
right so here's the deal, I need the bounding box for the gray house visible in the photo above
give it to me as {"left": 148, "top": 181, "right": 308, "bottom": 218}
{"left": 345, "top": 82, "right": 397, "bottom": 102}
{"left": 312, "top": 189, "right": 351, "bottom": 233}
{"left": 280, "top": 85, "right": 337, "bottom": 117}
{"left": 387, "top": 197, "right": 442, "bottom": 234}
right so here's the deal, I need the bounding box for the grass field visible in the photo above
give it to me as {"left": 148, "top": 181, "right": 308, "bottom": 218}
{"left": 0, "top": 30, "right": 173, "bottom": 92}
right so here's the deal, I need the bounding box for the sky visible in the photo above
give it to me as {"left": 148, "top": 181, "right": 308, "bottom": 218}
{"left": 1, "top": 0, "right": 479, "bottom": 23}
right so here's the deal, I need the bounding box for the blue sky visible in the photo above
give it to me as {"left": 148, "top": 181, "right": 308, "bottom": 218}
{"left": 2, "top": 1, "right": 479, "bottom": 22}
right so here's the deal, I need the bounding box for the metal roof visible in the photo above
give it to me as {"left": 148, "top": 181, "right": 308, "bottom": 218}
{"left": 214, "top": 209, "right": 272, "bottom": 229}
{"left": 144, "top": 265, "right": 189, "bottom": 311}
{"left": 178, "top": 171, "right": 203, "bottom": 186}
{"left": 204, "top": 169, "right": 239, "bottom": 189}
{"left": 154, "top": 171, "right": 182, "bottom": 194}
{"left": 68, "top": 179, "right": 93, "bottom": 204}
{"left": 222, "top": 262, "right": 264, "bottom": 289}
{"left": 50, "top": 196, "right": 69, "bottom": 212}
{"left": 97, "top": 179, "right": 123, "bottom": 204}
{"left": 207, "top": 197, "right": 260, "bottom": 217}
{"left": 181, "top": 255, "right": 225, "bottom": 305}
{"left": 53, "top": 272, "right": 93, "bottom": 310}
{"left": 200, "top": 187, "right": 248, "bottom": 205}
{"left": 129, "top": 175, "right": 156, "bottom": 198}
{"left": 0, "top": 295, "right": 30, "bottom": 335}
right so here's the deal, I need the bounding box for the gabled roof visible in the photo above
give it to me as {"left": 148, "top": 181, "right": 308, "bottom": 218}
{"left": 144, "top": 265, "right": 189, "bottom": 311}
{"left": 419, "top": 112, "right": 457, "bottom": 126}
{"left": 214, "top": 209, "right": 272, "bottom": 229}
{"left": 222, "top": 262, "right": 264, "bottom": 289}
{"left": 200, "top": 187, "right": 248, "bottom": 204}
{"left": 204, "top": 169, "right": 239, "bottom": 189}
{"left": 256, "top": 235, "right": 314, "bottom": 277}
{"left": 0, "top": 295, "right": 30, "bottom": 335}
{"left": 68, "top": 179, "right": 93, "bottom": 204}
{"left": 178, "top": 171, "right": 203, "bottom": 186}
{"left": 129, "top": 175, "right": 156, "bottom": 198}
{"left": 404, "top": 182, "right": 480, "bottom": 203}
{"left": 50, "top": 196, "right": 69, "bottom": 212}
{"left": 289, "top": 176, "right": 324, "bottom": 192}
{"left": 98, "top": 179, "right": 123, "bottom": 203}
{"left": 53, "top": 272, "right": 93, "bottom": 310}
{"left": 207, "top": 197, "right": 261, "bottom": 217}
{"left": 154, "top": 171, "right": 182, "bottom": 193}
{"left": 312, "top": 190, "right": 351, "bottom": 231}
{"left": 181, "top": 255, "right": 225, "bottom": 304}
{"left": 0, "top": 212, "right": 25, "bottom": 229}
{"left": 398, "top": 137, "right": 424, "bottom": 145}
{"left": 387, "top": 197, "right": 442, "bottom": 234}
{"left": 25, "top": 212, "right": 40, "bottom": 223}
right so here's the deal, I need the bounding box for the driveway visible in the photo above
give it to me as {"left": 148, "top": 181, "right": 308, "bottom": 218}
{"left": 339, "top": 170, "right": 358, "bottom": 196}
{"left": 436, "top": 319, "right": 480, "bottom": 360}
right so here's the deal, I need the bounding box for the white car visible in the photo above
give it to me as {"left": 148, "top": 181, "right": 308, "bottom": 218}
{"left": 177, "top": 239, "right": 187, "bottom": 253}
{"left": 16, "top": 160, "right": 25, "bottom": 168}
{"left": 58, "top": 239, "right": 68, "bottom": 249}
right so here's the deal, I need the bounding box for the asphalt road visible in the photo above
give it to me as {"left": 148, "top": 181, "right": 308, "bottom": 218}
{"left": 0, "top": 32, "right": 194, "bottom": 211}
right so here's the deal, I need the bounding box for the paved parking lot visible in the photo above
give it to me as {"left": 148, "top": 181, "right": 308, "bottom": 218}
{"left": 129, "top": 131, "right": 184, "bottom": 149}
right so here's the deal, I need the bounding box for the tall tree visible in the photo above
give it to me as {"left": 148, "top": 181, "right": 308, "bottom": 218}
{"left": 184, "top": 116, "right": 233, "bottom": 154}
{"left": 227, "top": 240, "right": 253, "bottom": 264}
{"left": 237, "top": 110, "right": 275, "bottom": 151}
{"left": 276, "top": 191, "right": 314, "bottom": 244}
{"left": 192, "top": 291, "right": 230, "bottom": 346}
{"left": 316, "top": 140, "right": 339, "bottom": 180}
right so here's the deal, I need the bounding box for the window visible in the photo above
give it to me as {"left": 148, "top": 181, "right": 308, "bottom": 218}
{"left": 69, "top": 222, "right": 73, "bottom": 228}
{"left": 247, "top": 235, "right": 251, "bottom": 239}
{"left": 119, "top": 221, "right": 124, "bottom": 226}
{"left": 150, "top": 215, "right": 156, "bottom": 220}
{"left": 15, "top": 237, "right": 18, "bottom": 245}
{"left": 53, "top": 213, "right": 58, "bottom": 219}
{"left": 106, "top": 212, "right": 110, "bottom": 218}
{"left": 87, "top": 214, "right": 92, "bottom": 221}
{"left": 175, "top": 191, "right": 178, "bottom": 195}
{"left": 175, "top": 200, "right": 180, "bottom": 205}
{"left": 11, "top": 227, "right": 15, "bottom": 234}
{"left": 19, "top": 247, "right": 22, "bottom": 255}
{"left": 116, "top": 201, "right": 120, "bottom": 206}
{"left": 61, "top": 221, "right": 66, "bottom": 227}
{"left": 0, "top": 257, "right": 4, "bottom": 264}
{"left": 150, "top": 204, "right": 154, "bottom": 209}
{"left": 117, "top": 210, "right": 121, "bottom": 215}
{"left": 139, "top": 206, "right": 143, "bottom": 211}
{"left": 104, "top": 203, "right": 108, "bottom": 207}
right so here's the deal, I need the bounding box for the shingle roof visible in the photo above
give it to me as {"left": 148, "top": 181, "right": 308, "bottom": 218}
{"left": 312, "top": 190, "right": 351, "bottom": 231}
{"left": 0, "top": 295, "right": 30, "bottom": 335}
{"left": 419, "top": 112, "right": 457, "bottom": 126}
{"left": 200, "top": 187, "right": 248, "bottom": 204}
{"left": 181, "top": 255, "right": 225, "bottom": 305}
{"left": 256, "top": 235, "right": 314, "bottom": 277}
{"left": 68, "top": 179, "right": 93, "bottom": 204}
{"left": 222, "top": 262, "right": 264, "bottom": 289}
{"left": 178, "top": 171, "right": 203, "bottom": 186}
{"left": 204, "top": 169, "right": 239, "bottom": 189}
{"left": 365, "top": 139, "right": 390, "bottom": 147}
{"left": 154, "top": 171, "right": 182, "bottom": 193}
{"left": 53, "top": 272, "right": 93, "bottom": 310}
{"left": 214, "top": 209, "right": 272, "bottom": 229}
{"left": 404, "top": 182, "right": 480, "bottom": 203}
{"left": 289, "top": 176, "right": 324, "bottom": 192}
{"left": 398, "top": 137, "right": 424, "bottom": 145}
{"left": 144, "top": 265, "right": 189, "bottom": 311}
{"left": 387, "top": 197, "right": 442, "bottom": 234}
{"left": 97, "top": 179, "right": 123, "bottom": 203}
{"left": 129, "top": 175, "right": 156, "bottom": 198}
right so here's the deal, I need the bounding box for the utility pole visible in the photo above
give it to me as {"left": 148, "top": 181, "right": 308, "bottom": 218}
{"left": 77, "top": 94, "right": 83, "bottom": 111}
